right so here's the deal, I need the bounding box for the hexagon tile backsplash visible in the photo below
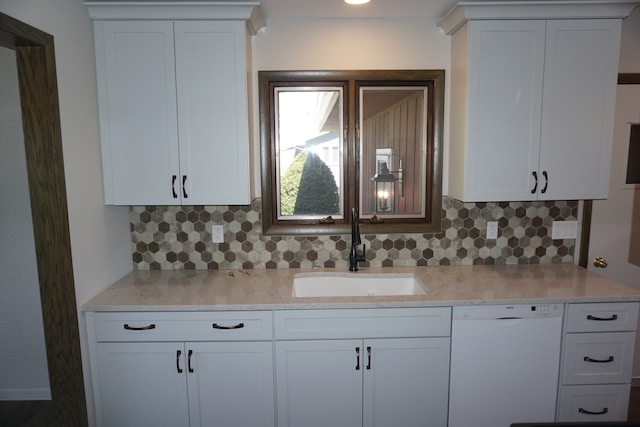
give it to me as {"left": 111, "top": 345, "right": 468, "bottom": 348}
{"left": 130, "top": 197, "right": 578, "bottom": 270}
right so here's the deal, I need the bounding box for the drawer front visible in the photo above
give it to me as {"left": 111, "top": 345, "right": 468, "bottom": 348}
{"left": 93, "top": 311, "right": 273, "bottom": 342}
{"left": 274, "top": 307, "right": 451, "bottom": 340}
{"left": 557, "top": 384, "right": 630, "bottom": 422}
{"left": 561, "top": 331, "right": 635, "bottom": 385}
{"left": 566, "top": 302, "right": 639, "bottom": 333}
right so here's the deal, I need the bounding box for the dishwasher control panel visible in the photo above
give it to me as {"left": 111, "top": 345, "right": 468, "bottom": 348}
{"left": 453, "top": 304, "right": 564, "bottom": 320}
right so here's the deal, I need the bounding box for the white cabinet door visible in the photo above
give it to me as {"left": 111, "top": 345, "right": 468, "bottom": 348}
{"left": 539, "top": 19, "right": 621, "bottom": 200}
{"left": 93, "top": 20, "right": 251, "bottom": 205}
{"left": 275, "top": 340, "right": 363, "bottom": 427}
{"left": 94, "top": 20, "right": 180, "bottom": 205}
{"left": 454, "top": 20, "right": 545, "bottom": 202}
{"left": 448, "top": 18, "right": 621, "bottom": 202}
{"left": 174, "top": 21, "right": 250, "bottom": 205}
{"left": 187, "top": 341, "right": 275, "bottom": 427}
{"left": 362, "top": 338, "right": 450, "bottom": 427}
{"left": 96, "top": 342, "right": 189, "bottom": 427}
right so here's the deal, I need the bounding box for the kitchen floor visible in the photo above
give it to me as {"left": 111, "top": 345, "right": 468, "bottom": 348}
{"left": 0, "top": 400, "right": 54, "bottom": 427}
{"left": 630, "top": 386, "right": 640, "bottom": 420}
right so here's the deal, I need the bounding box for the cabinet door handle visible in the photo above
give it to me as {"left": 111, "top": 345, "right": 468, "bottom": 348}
{"left": 182, "top": 175, "right": 188, "bottom": 199}
{"left": 366, "top": 346, "right": 371, "bottom": 370}
{"left": 531, "top": 171, "right": 538, "bottom": 194}
{"left": 355, "top": 347, "right": 360, "bottom": 371}
{"left": 123, "top": 323, "right": 156, "bottom": 331}
{"left": 212, "top": 322, "right": 245, "bottom": 330}
{"left": 579, "top": 407, "right": 608, "bottom": 415}
{"left": 188, "top": 349, "right": 194, "bottom": 373}
{"left": 176, "top": 350, "right": 183, "bottom": 373}
{"left": 171, "top": 175, "right": 178, "bottom": 199}
{"left": 587, "top": 314, "right": 618, "bottom": 321}
{"left": 541, "top": 171, "right": 548, "bottom": 194}
{"left": 584, "top": 355, "right": 614, "bottom": 363}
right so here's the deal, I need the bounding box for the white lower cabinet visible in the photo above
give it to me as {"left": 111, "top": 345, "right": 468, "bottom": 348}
{"left": 97, "top": 342, "right": 190, "bottom": 427}
{"left": 274, "top": 308, "right": 451, "bottom": 427}
{"left": 88, "top": 312, "right": 275, "bottom": 427}
{"left": 557, "top": 302, "right": 639, "bottom": 422}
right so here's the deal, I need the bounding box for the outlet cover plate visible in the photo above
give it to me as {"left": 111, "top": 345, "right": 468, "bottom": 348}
{"left": 212, "top": 225, "right": 224, "bottom": 243}
{"left": 551, "top": 220, "right": 578, "bottom": 240}
{"left": 486, "top": 221, "right": 498, "bottom": 239}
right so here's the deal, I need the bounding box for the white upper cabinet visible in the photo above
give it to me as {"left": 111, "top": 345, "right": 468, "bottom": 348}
{"left": 439, "top": 2, "right": 634, "bottom": 202}
{"left": 87, "top": 2, "right": 264, "bottom": 205}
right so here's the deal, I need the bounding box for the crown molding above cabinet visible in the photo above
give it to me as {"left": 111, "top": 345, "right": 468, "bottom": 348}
{"left": 84, "top": 1, "right": 265, "bottom": 34}
{"left": 438, "top": 1, "right": 639, "bottom": 35}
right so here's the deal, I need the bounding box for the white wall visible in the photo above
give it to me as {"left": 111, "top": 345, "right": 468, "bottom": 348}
{"left": 620, "top": 6, "right": 640, "bottom": 72}
{"left": 0, "top": 0, "right": 132, "bottom": 421}
{"left": 0, "top": 47, "right": 50, "bottom": 400}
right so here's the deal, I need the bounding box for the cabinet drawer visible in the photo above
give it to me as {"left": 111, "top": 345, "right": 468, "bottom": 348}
{"left": 557, "top": 384, "right": 630, "bottom": 422}
{"left": 561, "top": 331, "right": 635, "bottom": 385}
{"left": 93, "top": 311, "right": 273, "bottom": 342}
{"left": 274, "top": 307, "right": 451, "bottom": 340}
{"left": 566, "top": 302, "right": 639, "bottom": 332}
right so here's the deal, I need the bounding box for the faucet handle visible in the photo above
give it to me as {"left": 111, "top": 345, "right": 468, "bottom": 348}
{"left": 358, "top": 244, "right": 366, "bottom": 262}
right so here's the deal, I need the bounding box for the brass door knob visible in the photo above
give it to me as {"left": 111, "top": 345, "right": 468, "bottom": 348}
{"left": 593, "top": 257, "right": 608, "bottom": 268}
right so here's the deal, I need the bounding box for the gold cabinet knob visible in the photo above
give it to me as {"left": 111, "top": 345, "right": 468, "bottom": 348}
{"left": 593, "top": 256, "right": 608, "bottom": 268}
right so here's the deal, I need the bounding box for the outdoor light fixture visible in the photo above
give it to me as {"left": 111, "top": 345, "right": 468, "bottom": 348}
{"left": 372, "top": 161, "right": 403, "bottom": 213}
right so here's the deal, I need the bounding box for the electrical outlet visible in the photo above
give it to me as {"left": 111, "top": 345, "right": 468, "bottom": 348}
{"left": 211, "top": 225, "right": 224, "bottom": 243}
{"left": 486, "top": 221, "right": 498, "bottom": 239}
{"left": 551, "top": 220, "right": 578, "bottom": 240}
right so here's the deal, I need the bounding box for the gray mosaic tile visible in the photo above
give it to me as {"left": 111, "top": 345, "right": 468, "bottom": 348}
{"left": 129, "top": 197, "right": 578, "bottom": 270}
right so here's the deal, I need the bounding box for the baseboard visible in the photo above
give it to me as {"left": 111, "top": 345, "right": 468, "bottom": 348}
{"left": 0, "top": 388, "right": 51, "bottom": 401}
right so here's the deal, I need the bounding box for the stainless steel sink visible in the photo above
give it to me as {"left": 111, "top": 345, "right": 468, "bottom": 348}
{"left": 292, "top": 272, "right": 427, "bottom": 297}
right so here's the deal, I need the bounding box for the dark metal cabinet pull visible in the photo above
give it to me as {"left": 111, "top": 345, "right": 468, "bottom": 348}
{"left": 188, "top": 350, "right": 194, "bottom": 373}
{"left": 531, "top": 171, "right": 538, "bottom": 194}
{"left": 579, "top": 407, "right": 608, "bottom": 415}
{"left": 182, "top": 175, "right": 188, "bottom": 198}
{"left": 584, "top": 355, "right": 614, "bottom": 363}
{"left": 355, "top": 347, "right": 360, "bottom": 370}
{"left": 176, "top": 350, "right": 183, "bottom": 373}
{"left": 366, "top": 346, "right": 372, "bottom": 370}
{"left": 123, "top": 323, "right": 156, "bottom": 331}
{"left": 212, "top": 322, "right": 245, "bottom": 330}
{"left": 541, "top": 171, "right": 548, "bottom": 193}
{"left": 587, "top": 314, "right": 618, "bottom": 321}
{"left": 171, "top": 175, "right": 178, "bottom": 199}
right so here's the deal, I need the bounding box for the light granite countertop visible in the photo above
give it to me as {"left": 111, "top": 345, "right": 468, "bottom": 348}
{"left": 82, "top": 264, "right": 640, "bottom": 311}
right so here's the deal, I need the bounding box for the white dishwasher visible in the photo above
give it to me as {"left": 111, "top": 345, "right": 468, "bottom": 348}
{"left": 448, "top": 304, "right": 564, "bottom": 427}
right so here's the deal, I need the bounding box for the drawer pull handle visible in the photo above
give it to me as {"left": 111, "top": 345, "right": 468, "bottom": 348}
{"left": 366, "top": 346, "right": 372, "bottom": 370}
{"left": 531, "top": 171, "right": 538, "bottom": 194}
{"left": 579, "top": 407, "right": 608, "bottom": 415}
{"left": 188, "top": 349, "right": 194, "bottom": 373}
{"left": 212, "top": 322, "right": 245, "bottom": 330}
{"left": 584, "top": 355, "right": 614, "bottom": 363}
{"left": 587, "top": 314, "right": 618, "bottom": 321}
{"left": 355, "top": 347, "right": 360, "bottom": 371}
{"left": 123, "top": 323, "right": 156, "bottom": 331}
{"left": 176, "top": 350, "right": 183, "bottom": 373}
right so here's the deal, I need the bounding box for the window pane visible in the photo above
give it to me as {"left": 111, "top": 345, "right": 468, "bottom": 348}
{"left": 359, "top": 87, "right": 427, "bottom": 218}
{"left": 275, "top": 88, "right": 344, "bottom": 219}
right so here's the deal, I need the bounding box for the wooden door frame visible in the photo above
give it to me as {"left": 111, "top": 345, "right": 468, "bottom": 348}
{"left": 0, "top": 12, "right": 87, "bottom": 426}
{"left": 579, "top": 73, "right": 640, "bottom": 268}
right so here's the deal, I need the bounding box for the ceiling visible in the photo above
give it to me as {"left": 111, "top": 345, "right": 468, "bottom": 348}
{"left": 241, "top": 0, "right": 465, "bottom": 20}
